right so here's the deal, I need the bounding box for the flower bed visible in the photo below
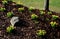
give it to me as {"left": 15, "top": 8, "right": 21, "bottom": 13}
{"left": 0, "top": 0, "right": 60, "bottom": 39}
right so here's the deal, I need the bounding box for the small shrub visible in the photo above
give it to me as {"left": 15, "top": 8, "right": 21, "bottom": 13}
{"left": 0, "top": 7, "right": 6, "bottom": 12}
{"left": 40, "top": 11, "right": 45, "bottom": 15}
{"left": 2, "top": 1, "right": 8, "bottom": 5}
{"left": 52, "top": 15, "right": 59, "bottom": 20}
{"left": 31, "top": 14, "right": 38, "bottom": 20}
{"left": 7, "top": 12, "right": 13, "bottom": 17}
{"left": 50, "top": 21, "right": 57, "bottom": 28}
{"left": 6, "top": 25, "right": 15, "bottom": 33}
{"left": 18, "top": 7, "right": 24, "bottom": 12}
{"left": 36, "top": 30, "right": 46, "bottom": 36}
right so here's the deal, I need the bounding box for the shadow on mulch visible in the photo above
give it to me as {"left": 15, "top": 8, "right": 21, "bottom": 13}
{"left": 14, "top": 19, "right": 29, "bottom": 27}
{"left": 6, "top": 29, "right": 23, "bottom": 36}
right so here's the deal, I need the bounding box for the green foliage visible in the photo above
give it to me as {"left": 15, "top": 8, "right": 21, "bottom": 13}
{"left": 28, "top": 7, "right": 34, "bottom": 11}
{"left": 40, "top": 11, "right": 45, "bottom": 15}
{"left": 36, "top": 30, "right": 46, "bottom": 36}
{"left": 0, "top": 7, "right": 6, "bottom": 12}
{"left": 52, "top": 15, "right": 59, "bottom": 20}
{"left": 31, "top": 14, "right": 38, "bottom": 20}
{"left": 18, "top": 7, "right": 24, "bottom": 12}
{"left": 47, "top": 11, "right": 52, "bottom": 15}
{"left": 7, "top": 12, "right": 13, "bottom": 17}
{"left": 6, "top": 25, "right": 15, "bottom": 33}
{"left": 2, "top": 0, "right": 8, "bottom": 5}
{"left": 50, "top": 21, "right": 57, "bottom": 28}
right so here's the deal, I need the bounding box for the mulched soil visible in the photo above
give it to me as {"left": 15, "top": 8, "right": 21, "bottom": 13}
{"left": 0, "top": 1, "right": 60, "bottom": 39}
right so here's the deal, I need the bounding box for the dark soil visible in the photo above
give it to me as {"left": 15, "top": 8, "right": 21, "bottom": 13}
{"left": 0, "top": 1, "right": 60, "bottom": 39}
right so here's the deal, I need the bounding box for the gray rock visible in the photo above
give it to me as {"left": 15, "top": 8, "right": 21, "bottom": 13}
{"left": 10, "top": 17, "right": 19, "bottom": 26}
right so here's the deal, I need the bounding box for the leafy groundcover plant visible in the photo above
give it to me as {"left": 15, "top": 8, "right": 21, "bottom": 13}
{"left": 31, "top": 14, "right": 38, "bottom": 20}
{"left": 7, "top": 12, "right": 13, "bottom": 17}
{"left": 6, "top": 25, "right": 15, "bottom": 33}
{"left": 40, "top": 11, "right": 45, "bottom": 15}
{"left": 52, "top": 15, "right": 59, "bottom": 20}
{"left": 0, "top": 7, "right": 6, "bottom": 12}
{"left": 36, "top": 30, "right": 46, "bottom": 36}
{"left": 28, "top": 7, "right": 35, "bottom": 11}
{"left": 50, "top": 21, "right": 58, "bottom": 28}
{"left": 18, "top": 7, "right": 24, "bottom": 12}
{"left": 2, "top": 0, "right": 8, "bottom": 5}
{"left": 47, "top": 11, "right": 52, "bottom": 15}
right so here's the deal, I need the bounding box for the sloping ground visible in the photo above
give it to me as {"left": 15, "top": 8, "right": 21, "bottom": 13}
{"left": 0, "top": 1, "right": 60, "bottom": 39}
